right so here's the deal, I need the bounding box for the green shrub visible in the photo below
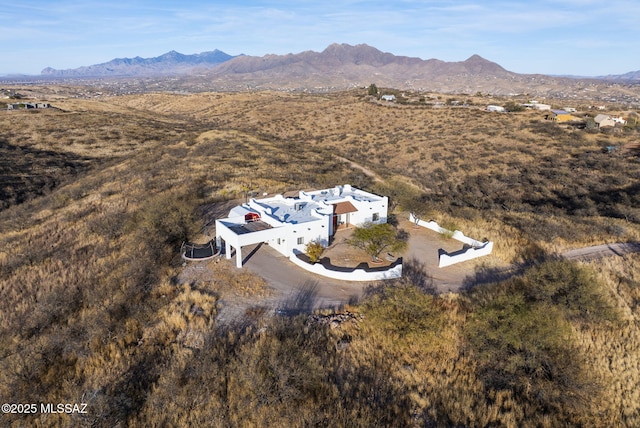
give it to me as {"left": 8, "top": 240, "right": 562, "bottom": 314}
{"left": 465, "top": 291, "right": 594, "bottom": 414}
{"left": 464, "top": 260, "right": 619, "bottom": 416}
{"left": 304, "top": 240, "right": 324, "bottom": 263}
{"left": 519, "top": 260, "right": 619, "bottom": 323}
{"left": 347, "top": 223, "right": 407, "bottom": 261}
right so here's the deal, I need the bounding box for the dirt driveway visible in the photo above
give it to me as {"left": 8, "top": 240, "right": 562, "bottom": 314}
{"left": 562, "top": 242, "right": 640, "bottom": 261}
{"left": 242, "top": 242, "right": 367, "bottom": 307}
{"left": 237, "top": 216, "right": 483, "bottom": 307}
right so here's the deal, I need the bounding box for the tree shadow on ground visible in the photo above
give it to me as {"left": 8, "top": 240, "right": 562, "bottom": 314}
{"left": 401, "top": 257, "right": 436, "bottom": 294}
{"left": 362, "top": 257, "right": 436, "bottom": 298}
{"left": 461, "top": 254, "right": 560, "bottom": 292}
{"left": 276, "top": 280, "right": 320, "bottom": 316}
{"left": 460, "top": 265, "right": 527, "bottom": 292}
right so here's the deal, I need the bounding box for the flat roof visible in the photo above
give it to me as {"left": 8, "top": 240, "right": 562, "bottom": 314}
{"left": 253, "top": 199, "right": 326, "bottom": 224}
{"left": 305, "top": 186, "right": 384, "bottom": 205}
{"left": 227, "top": 220, "right": 273, "bottom": 234}
{"left": 230, "top": 185, "right": 385, "bottom": 226}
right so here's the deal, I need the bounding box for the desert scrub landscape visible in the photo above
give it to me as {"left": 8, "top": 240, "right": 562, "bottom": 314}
{"left": 110, "top": 90, "right": 640, "bottom": 259}
{"left": 0, "top": 87, "right": 639, "bottom": 426}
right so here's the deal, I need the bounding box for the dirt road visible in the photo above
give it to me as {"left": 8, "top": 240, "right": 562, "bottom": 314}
{"left": 561, "top": 242, "right": 640, "bottom": 261}
{"left": 334, "top": 155, "right": 383, "bottom": 183}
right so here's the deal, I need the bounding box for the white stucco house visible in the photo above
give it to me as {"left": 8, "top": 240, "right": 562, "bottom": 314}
{"left": 215, "top": 185, "right": 389, "bottom": 267}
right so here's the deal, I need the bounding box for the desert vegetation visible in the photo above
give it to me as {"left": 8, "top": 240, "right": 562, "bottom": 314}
{"left": 0, "top": 88, "right": 639, "bottom": 426}
{"left": 347, "top": 222, "right": 408, "bottom": 262}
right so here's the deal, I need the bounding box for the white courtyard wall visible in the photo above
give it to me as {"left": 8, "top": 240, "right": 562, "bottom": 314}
{"left": 289, "top": 250, "right": 402, "bottom": 281}
{"left": 409, "top": 213, "right": 493, "bottom": 267}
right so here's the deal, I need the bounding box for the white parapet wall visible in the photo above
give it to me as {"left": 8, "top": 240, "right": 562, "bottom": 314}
{"left": 289, "top": 250, "right": 402, "bottom": 281}
{"left": 409, "top": 213, "right": 493, "bottom": 268}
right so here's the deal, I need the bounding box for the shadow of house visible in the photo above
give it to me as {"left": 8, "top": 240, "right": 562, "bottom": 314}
{"left": 241, "top": 242, "right": 263, "bottom": 265}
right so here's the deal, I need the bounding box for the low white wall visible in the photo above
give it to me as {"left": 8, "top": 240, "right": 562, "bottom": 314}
{"left": 289, "top": 250, "right": 402, "bottom": 281}
{"left": 438, "top": 241, "right": 493, "bottom": 268}
{"left": 409, "top": 213, "right": 493, "bottom": 268}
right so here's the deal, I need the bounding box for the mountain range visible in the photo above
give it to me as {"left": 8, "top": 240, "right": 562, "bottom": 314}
{"left": 205, "top": 44, "right": 517, "bottom": 92}
{"left": 41, "top": 49, "right": 235, "bottom": 77}
{"left": 39, "top": 43, "right": 640, "bottom": 98}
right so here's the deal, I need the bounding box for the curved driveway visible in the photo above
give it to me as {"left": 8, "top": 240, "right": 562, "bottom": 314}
{"left": 242, "top": 243, "right": 367, "bottom": 309}
{"left": 241, "top": 228, "right": 640, "bottom": 308}
{"left": 240, "top": 218, "right": 479, "bottom": 310}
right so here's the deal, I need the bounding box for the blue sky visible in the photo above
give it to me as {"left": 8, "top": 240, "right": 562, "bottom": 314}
{"left": 1, "top": 0, "right": 638, "bottom": 76}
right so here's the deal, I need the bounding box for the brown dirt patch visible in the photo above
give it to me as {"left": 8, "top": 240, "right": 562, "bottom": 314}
{"left": 321, "top": 227, "right": 397, "bottom": 268}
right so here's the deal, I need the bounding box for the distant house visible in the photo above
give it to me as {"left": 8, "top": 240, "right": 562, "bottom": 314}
{"left": 380, "top": 94, "right": 396, "bottom": 102}
{"left": 522, "top": 101, "right": 551, "bottom": 111}
{"left": 486, "top": 105, "right": 505, "bottom": 113}
{"left": 546, "top": 110, "right": 574, "bottom": 122}
{"left": 594, "top": 114, "right": 616, "bottom": 128}
{"left": 7, "top": 102, "right": 50, "bottom": 110}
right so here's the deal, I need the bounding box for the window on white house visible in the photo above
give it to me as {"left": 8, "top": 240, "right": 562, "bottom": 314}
{"left": 372, "top": 213, "right": 380, "bottom": 222}
{"left": 297, "top": 237, "right": 304, "bottom": 245}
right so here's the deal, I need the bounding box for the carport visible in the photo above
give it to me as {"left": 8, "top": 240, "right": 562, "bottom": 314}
{"left": 215, "top": 219, "right": 276, "bottom": 268}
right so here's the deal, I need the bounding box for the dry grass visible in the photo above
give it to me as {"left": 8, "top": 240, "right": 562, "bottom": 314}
{"left": 572, "top": 255, "right": 640, "bottom": 426}
{"left": 0, "top": 88, "right": 639, "bottom": 426}
{"left": 108, "top": 91, "right": 640, "bottom": 260}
